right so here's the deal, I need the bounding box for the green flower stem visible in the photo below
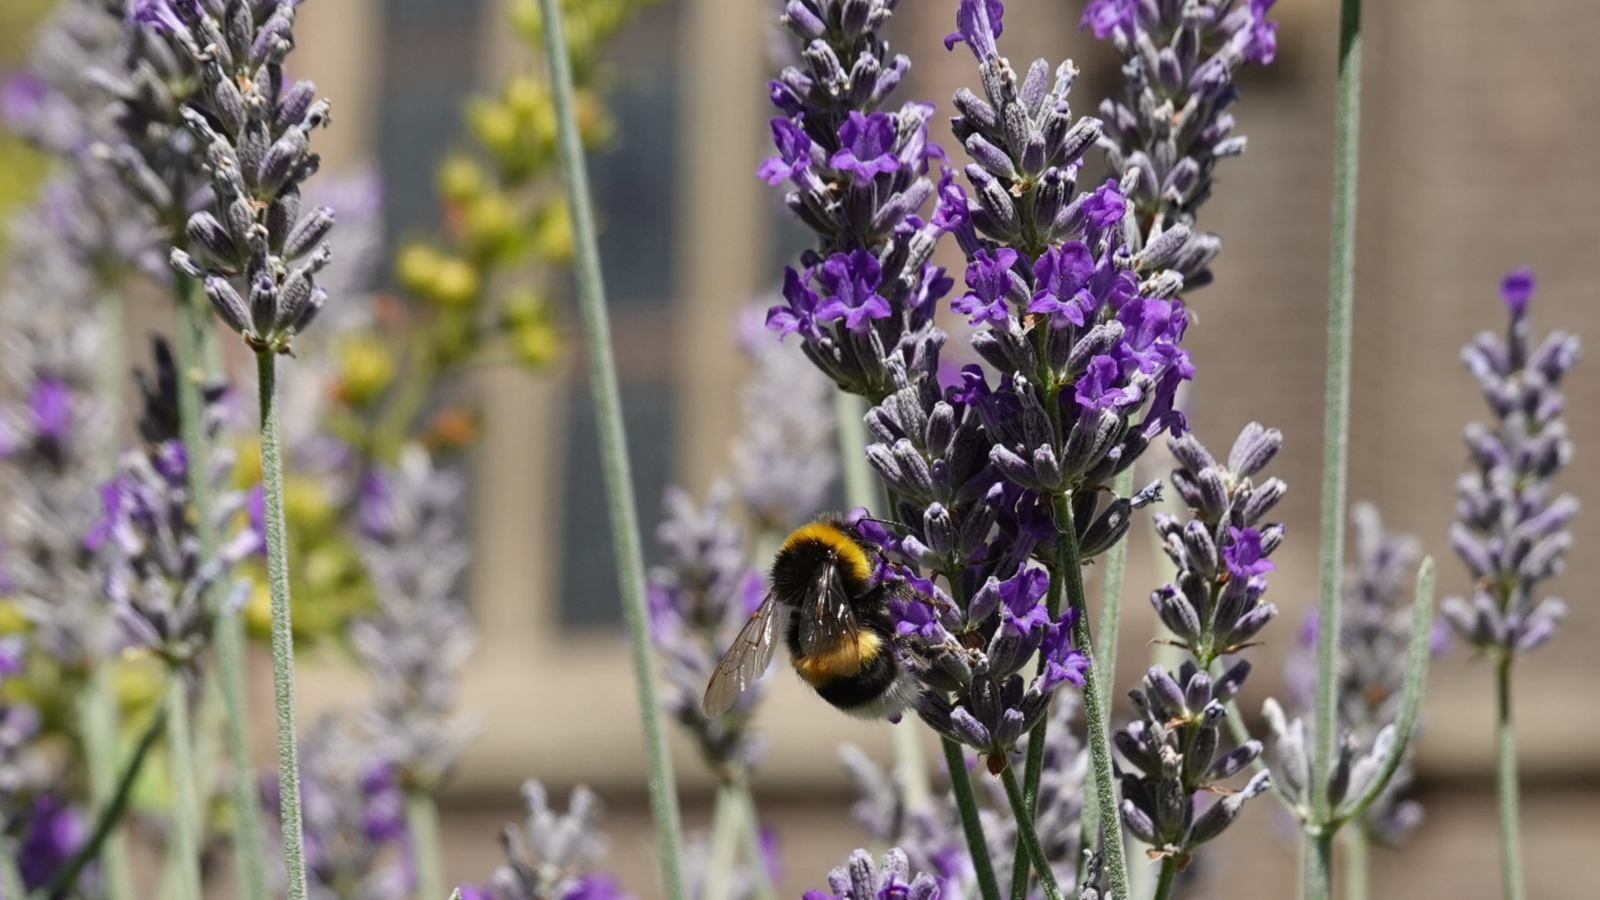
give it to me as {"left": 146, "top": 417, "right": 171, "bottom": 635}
{"left": 406, "top": 789, "right": 445, "bottom": 900}
{"left": 1494, "top": 652, "right": 1525, "bottom": 900}
{"left": 1073, "top": 468, "right": 1137, "bottom": 890}
{"left": 535, "top": 2, "right": 687, "bottom": 896}
{"left": 1307, "top": 834, "right": 1336, "bottom": 900}
{"left": 44, "top": 709, "right": 167, "bottom": 900}
{"left": 703, "top": 781, "right": 742, "bottom": 900}
{"left": 0, "top": 843, "right": 20, "bottom": 900}
{"left": 1094, "top": 469, "right": 1135, "bottom": 720}
{"left": 176, "top": 277, "right": 269, "bottom": 900}
{"left": 1055, "top": 493, "right": 1131, "bottom": 899}
{"left": 1151, "top": 856, "right": 1179, "bottom": 900}
{"left": 999, "top": 765, "right": 1063, "bottom": 900}
{"left": 256, "top": 349, "right": 310, "bottom": 900}
{"left": 1310, "top": 0, "right": 1364, "bottom": 876}
{"left": 165, "top": 670, "right": 202, "bottom": 900}
{"left": 80, "top": 666, "right": 135, "bottom": 900}
{"left": 942, "top": 738, "right": 1002, "bottom": 900}
{"left": 1342, "top": 827, "right": 1369, "bottom": 900}
{"left": 736, "top": 780, "right": 778, "bottom": 900}
{"left": 835, "top": 391, "right": 934, "bottom": 809}
{"left": 1013, "top": 560, "right": 1063, "bottom": 900}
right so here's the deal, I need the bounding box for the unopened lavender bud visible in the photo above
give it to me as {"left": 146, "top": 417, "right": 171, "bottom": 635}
{"left": 1067, "top": 321, "right": 1126, "bottom": 374}
{"left": 891, "top": 439, "right": 933, "bottom": 497}
{"left": 1137, "top": 224, "right": 1192, "bottom": 270}
{"left": 283, "top": 205, "right": 335, "bottom": 260}
{"left": 1181, "top": 520, "right": 1218, "bottom": 573}
{"left": 1167, "top": 433, "right": 1217, "bottom": 475}
{"left": 1151, "top": 586, "right": 1201, "bottom": 642}
{"left": 1228, "top": 422, "right": 1283, "bottom": 476}
{"left": 1080, "top": 498, "right": 1133, "bottom": 558}
{"left": 204, "top": 276, "right": 251, "bottom": 334}
{"left": 1121, "top": 799, "right": 1157, "bottom": 843}
{"left": 952, "top": 87, "right": 999, "bottom": 133}
{"left": 187, "top": 211, "right": 241, "bottom": 267}
{"left": 1240, "top": 476, "right": 1286, "bottom": 524}
{"left": 1056, "top": 116, "right": 1102, "bottom": 165}
{"left": 1207, "top": 741, "right": 1261, "bottom": 781}
{"left": 923, "top": 504, "right": 957, "bottom": 559}
{"left": 1187, "top": 770, "right": 1270, "bottom": 846}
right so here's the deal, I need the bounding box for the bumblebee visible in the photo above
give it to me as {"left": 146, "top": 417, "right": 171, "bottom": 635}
{"left": 702, "top": 515, "right": 923, "bottom": 721}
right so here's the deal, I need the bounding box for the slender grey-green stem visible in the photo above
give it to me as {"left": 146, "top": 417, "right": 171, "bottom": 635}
{"left": 80, "top": 665, "right": 135, "bottom": 900}
{"left": 1055, "top": 494, "right": 1132, "bottom": 898}
{"left": 1094, "top": 469, "right": 1135, "bottom": 720}
{"left": 735, "top": 780, "right": 778, "bottom": 900}
{"left": 1073, "top": 468, "right": 1137, "bottom": 890}
{"left": 703, "top": 782, "right": 742, "bottom": 900}
{"left": 942, "top": 738, "right": 1002, "bottom": 900}
{"left": 1310, "top": 0, "right": 1363, "bottom": 850}
{"left": 44, "top": 709, "right": 167, "bottom": 900}
{"left": 1151, "top": 857, "right": 1179, "bottom": 900}
{"left": 836, "top": 392, "right": 933, "bottom": 808}
{"left": 999, "top": 765, "right": 1064, "bottom": 900}
{"left": 1341, "top": 828, "right": 1369, "bottom": 900}
{"left": 165, "top": 670, "right": 202, "bottom": 900}
{"left": 406, "top": 790, "right": 444, "bottom": 900}
{"left": 175, "top": 278, "right": 269, "bottom": 900}
{"left": 0, "top": 844, "right": 19, "bottom": 900}
{"left": 256, "top": 349, "right": 310, "bottom": 900}
{"left": 1494, "top": 652, "right": 1525, "bottom": 900}
{"left": 535, "top": 2, "right": 686, "bottom": 895}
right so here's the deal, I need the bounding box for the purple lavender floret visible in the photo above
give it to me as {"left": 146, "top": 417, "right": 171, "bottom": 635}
{"left": 17, "top": 794, "right": 86, "bottom": 891}
{"left": 761, "top": 0, "right": 951, "bottom": 401}
{"left": 1441, "top": 269, "right": 1578, "bottom": 654}
{"left": 803, "top": 849, "right": 944, "bottom": 900}
{"left": 1081, "top": 0, "right": 1280, "bottom": 289}
{"left": 262, "top": 716, "right": 414, "bottom": 900}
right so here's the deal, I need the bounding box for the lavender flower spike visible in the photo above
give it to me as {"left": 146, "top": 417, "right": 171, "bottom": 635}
{"left": 1286, "top": 503, "right": 1433, "bottom": 843}
{"left": 1442, "top": 269, "right": 1579, "bottom": 655}
{"left": 459, "top": 781, "right": 629, "bottom": 900}
{"left": 761, "top": 0, "right": 951, "bottom": 401}
{"left": 352, "top": 444, "right": 478, "bottom": 790}
{"left": 145, "top": 0, "right": 338, "bottom": 352}
{"left": 647, "top": 484, "right": 767, "bottom": 775}
{"left": 803, "top": 849, "right": 944, "bottom": 900}
{"left": 1082, "top": 0, "right": 1279, "bottom": 289}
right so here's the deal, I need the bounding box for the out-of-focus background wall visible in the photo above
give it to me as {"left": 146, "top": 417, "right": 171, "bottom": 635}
{"left": 4, "top": 0, "right": 1599, "bottom": 896}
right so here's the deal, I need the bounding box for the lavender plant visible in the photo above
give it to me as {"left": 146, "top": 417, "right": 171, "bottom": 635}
{"left": 1442, "top": 269, "right": 1579, "bottom": 900}
{"left": 129, "top": 2, "right": 338, "bottom": 897}
{"left": 1124, "top": 425, "right": 1284, "bottom": 895}
{"left": 458, "top": 781, "right": 628, "bottom": 900}
{"left": 1081, "top": 0, "right": 1278, "bottom": 289}
{"left": 801, "top": 849, "right": 944, "bottom": 900}
{"left": 352, "top": 445, "right": 478, "bottom": 900}
{"left": 1285, "top": 503, "right": 1433, "bottom": 857}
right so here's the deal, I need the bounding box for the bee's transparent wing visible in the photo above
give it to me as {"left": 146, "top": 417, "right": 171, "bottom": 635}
{"left": 796, "top": 558, "right": 861, "bottom": 675}
{"left": 702, "top": 592, "right": 781, "bottom": 718}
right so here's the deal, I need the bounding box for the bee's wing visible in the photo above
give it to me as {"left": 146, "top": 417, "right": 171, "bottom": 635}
{"left": 702, "top": 592, "right": 781, "bottom": 718}
{"left": 795, "top": 557, "right": 862, "bottom": 675}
